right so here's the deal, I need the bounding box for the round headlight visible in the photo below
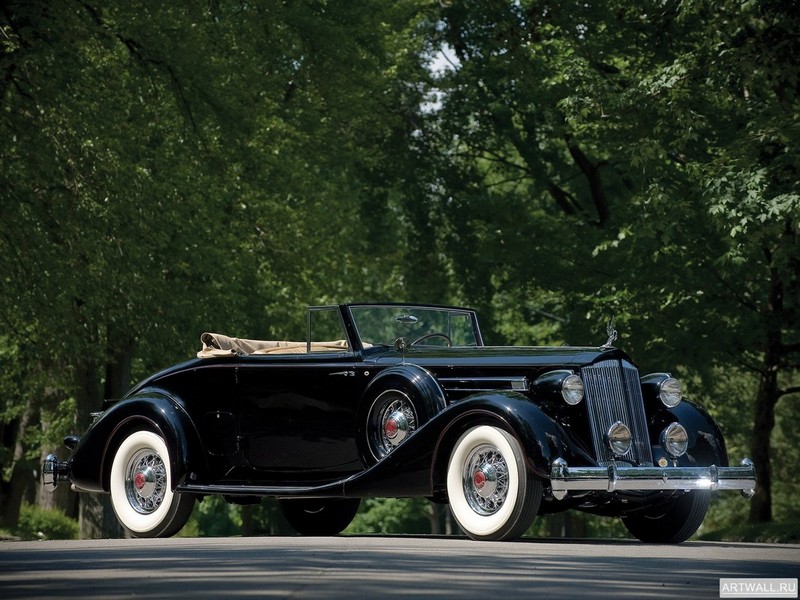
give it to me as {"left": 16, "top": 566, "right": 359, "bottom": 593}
{"left": 606, "top": 421, "right": 632, "bottom": 456}
{"left": 661, "top": 422, "right": 688, "bottom": 457}
{"left": 561, "top": 374, "right": 584, "bottom": 405}
{"left": 659, "top": 377, "right": 683, "bottom": 408}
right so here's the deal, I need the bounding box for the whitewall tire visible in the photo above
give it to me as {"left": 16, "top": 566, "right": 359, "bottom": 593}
{"left": 446, "top": 425, "right": 541, "bottom": 541}
{"left": 109, "top": 430, "right": 194, "bottom": 538}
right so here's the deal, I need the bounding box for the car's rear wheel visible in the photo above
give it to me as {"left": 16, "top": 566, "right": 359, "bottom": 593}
{"left": 446, "top": 425, "right": 541, "bottom": 541}
{"left": 621, "top": 490, "right": 710, "bottom": 543}
{"left": 109, "top": 430, "right": 195, "bottom": 538}
{"left": 278, "top": 498, "right": 361, "bottom": 535}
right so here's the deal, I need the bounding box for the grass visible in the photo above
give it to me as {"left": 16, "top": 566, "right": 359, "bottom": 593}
{"left": 699, "top": 521, "right": 800, "bottom": 544}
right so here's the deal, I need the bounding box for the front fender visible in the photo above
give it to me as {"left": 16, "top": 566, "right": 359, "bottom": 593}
{"left": 649, "top": 399, "right": 729, "bottom": 467}
{"left": 69, "top": 393, "right": 204, "bottom": 493}
{"left": 343, "top": 391, "right": 586, "bottom": 498}
{"left": 432, "top": 391, "right": 595, "bottom": 481}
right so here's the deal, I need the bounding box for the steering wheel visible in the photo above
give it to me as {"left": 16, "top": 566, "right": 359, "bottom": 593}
{"left": 410, "top": 332, "right": 452, "bottom": 347}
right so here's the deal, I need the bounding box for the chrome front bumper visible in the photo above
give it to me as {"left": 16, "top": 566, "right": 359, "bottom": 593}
{"left": 549, "top": 457, "right": 756, "bottom": 500}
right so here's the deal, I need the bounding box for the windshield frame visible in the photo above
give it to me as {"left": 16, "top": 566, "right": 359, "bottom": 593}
{"left": 341, "top": 303, "right": 484, "bottom": 350}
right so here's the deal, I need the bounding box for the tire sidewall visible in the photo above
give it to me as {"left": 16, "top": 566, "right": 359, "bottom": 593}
{"left": 279, "top": 498, "right": 361, "bottom": 536}
{"left": 622, "top": 490, "right": 710, "bottom": 543}
{"left": 446, "top": 425, "right": 524, "bottom": 539}
{"left": 110, "top": 430, "right": 177, "bottom": 536}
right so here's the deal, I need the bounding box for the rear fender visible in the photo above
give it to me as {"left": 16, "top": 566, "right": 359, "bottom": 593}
{"left": 69, "top": 394, "right": 204, "bottom": 493}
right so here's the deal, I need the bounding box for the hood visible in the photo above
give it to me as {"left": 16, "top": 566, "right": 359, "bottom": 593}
{"left": 367, "top": 344, "right": 632, "bottom": 370}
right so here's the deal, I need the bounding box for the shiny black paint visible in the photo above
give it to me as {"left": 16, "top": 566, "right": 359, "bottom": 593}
{"left": 236, "top": 354, "right": 363, "bottom": 476}
{"left": 68, "top": 394, "right": 202, "bottom": 493}
{"left": 650, "top": 399, "right": 729, "bottom": 468}
{"left": 55, "top": 303, "right": 732, "bottom": 517}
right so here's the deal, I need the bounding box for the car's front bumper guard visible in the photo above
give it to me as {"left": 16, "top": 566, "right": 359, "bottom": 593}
{"left": 549, "top": 457, "right": 756, "bottom": 500}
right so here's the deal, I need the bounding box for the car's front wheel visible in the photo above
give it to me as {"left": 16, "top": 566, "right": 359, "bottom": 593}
{"left": 446, "top": 425, "right": 541, "bottom": 541}
{"left": 621, "top": 490, "right": 710, "bottom": 543}
{"left": 109, "top": 430, "right": 195, "bottom": 538}
{"left": 278, "top": 498, "right": 361, "bottom": 535}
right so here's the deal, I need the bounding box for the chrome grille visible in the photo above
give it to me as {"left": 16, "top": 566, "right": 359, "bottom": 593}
{"left": 581, "top": 359, "right": 653, "bottom": 466}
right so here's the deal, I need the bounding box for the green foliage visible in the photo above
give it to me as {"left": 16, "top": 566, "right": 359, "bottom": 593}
{"left": 14, "top": 503, "right": 79, "bottom": 540}
{"left": 699, "top": 521, "right": 800, "bottom": 545}
{"left": 347, "top": 498, "right": 434, "bottom": 535}
{"left": 1, "top": 0, "right": 797, "bottom": 537}
{"left": 182, "top": 496, "right": 242, "bottom": 538}
{"left": 178, "top": 496, "right": 293, "bottom": 537}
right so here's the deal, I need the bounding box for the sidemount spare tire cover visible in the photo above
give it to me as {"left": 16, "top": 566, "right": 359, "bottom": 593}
{"left": 358, "top": 363, "right": 447, "bottom": 464}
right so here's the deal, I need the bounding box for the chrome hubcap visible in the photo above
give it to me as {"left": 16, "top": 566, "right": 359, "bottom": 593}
{"left": 473, "top": 464, "right": 499, "bottom": 498}
{"left": 377, "top": 395, "right": 416, "bottom": 455}
{"left": 463, "top": 444, "right": 509, "bottom": 515}
{"left": 384, "top": 410, "right": 409, "bottom": 443}
{"left": 125, "top": 448, "right": 167, "bottom": 514}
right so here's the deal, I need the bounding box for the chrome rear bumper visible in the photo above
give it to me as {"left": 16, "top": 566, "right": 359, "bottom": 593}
{"left": 549, "top": 457, "right": 756, "bottom": 500}
{"left": 42, "top": 454, "right": 71, "bottom": 491}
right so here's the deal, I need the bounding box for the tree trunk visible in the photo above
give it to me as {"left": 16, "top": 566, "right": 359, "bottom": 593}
{"left": 104, "top": 341, "right": 133, "bottom": 402}
{"left": 748, "top": 260, "right": 784, "bottom": 523}
{"left": 79, "top": 493, "right": 123, "bottom": 539}
{"left": 74, "top": 340, "right": 134, "bottom": 539}
{"left": 37, "top": 384, "right": 78, "bottom": 518}
{"left": 749, "top": 367, "right": 778, "bottom": 523}
{"left": 73, "top": 361, "right": 111, "bottom": 539}
{"left": 1, "top": 401, "right": 35, "bottom": 529}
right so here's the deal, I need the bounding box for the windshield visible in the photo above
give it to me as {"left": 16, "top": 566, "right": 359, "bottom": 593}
{"left": 349, "top": 305, "right": 481, "bottom": 348}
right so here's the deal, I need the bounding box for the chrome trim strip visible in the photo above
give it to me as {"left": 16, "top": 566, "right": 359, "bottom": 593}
{"left": 439, "top": 376, "right": 528, "bottom": 392}
{"left": 549, "top": 457, "right": 756, "bottom": 500}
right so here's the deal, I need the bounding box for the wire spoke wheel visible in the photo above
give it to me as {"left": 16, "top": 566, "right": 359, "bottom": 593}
{"left": 462, "top": 444, "right": 510, "bottom": 516}
{"left": 367, "top": 390, "right": 418, "bottom": 460}
{"left": 110, "top": 430, "right": 195, "bottom": 538}
{"left": 447, "top": 425, "right": 541, "bottom": 541}
{"left": 124, "top": 448, "right": 168, "bottom": 514}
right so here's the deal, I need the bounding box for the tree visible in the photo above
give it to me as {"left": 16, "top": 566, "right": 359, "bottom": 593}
{"left": 405, "top": 0, "right": 799, "bottom": 523}
{"left": 0, "top": 0, "right": 436, "bottom": 535}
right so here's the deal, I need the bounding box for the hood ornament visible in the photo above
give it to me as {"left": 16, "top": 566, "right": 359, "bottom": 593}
{"left": 602, "top": 318, "right": 617, "bottom": 349}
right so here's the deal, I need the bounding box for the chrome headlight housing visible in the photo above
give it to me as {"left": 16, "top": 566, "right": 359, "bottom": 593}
{"left": 658, "top": 377, "right": 683, "bottom": 408}
{"left": 661, "top": 422, "right": 689, "bottom": 457}
{"left": 561, "top": 374, "right": 584, "bottom": 406}
{"left": 641, "top": 373, "right": 683, "bottom": 408}
{"left": 532, "top": 370, "right": 584, "bottom": 405}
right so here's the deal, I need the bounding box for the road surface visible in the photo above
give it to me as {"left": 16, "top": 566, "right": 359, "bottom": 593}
{"left": 1, "top": 535, "right": 798, "bottom": 598}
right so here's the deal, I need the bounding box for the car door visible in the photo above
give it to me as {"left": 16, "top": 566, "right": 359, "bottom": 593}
{"left": 236, "top": 353, "right": 364, "bottom": 479}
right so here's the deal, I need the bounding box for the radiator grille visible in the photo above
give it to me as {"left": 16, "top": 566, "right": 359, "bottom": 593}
{"left": 581, "top": 359, "right": 653, "bottom": 466}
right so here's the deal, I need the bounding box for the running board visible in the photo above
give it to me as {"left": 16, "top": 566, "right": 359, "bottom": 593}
{"left": 176, "top": 481, "right": 347, "bottom": 498}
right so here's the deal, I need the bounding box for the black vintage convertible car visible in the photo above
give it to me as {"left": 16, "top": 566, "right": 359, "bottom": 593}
{"left": 43, "top": 303, "right": 755, "bottom": 542}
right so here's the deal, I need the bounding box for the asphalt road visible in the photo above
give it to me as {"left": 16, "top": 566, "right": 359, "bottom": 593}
{"left": 1, "top": 535, "right": 798, "bottom": 599}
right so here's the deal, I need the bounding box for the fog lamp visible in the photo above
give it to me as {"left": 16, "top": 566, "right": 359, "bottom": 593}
{"left": 606, "top": 421, "right": 632, "bottom": 456}
{"left": 661, "top": 422, "right": 688, "bottom": 458}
